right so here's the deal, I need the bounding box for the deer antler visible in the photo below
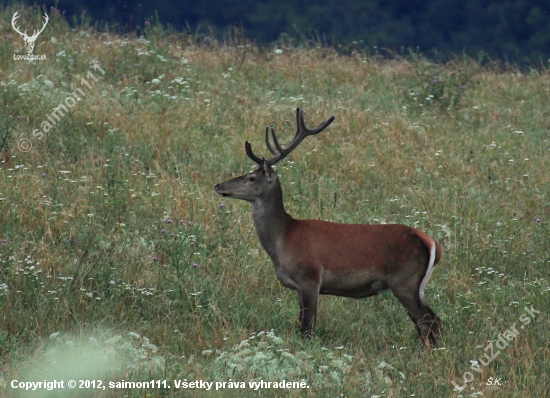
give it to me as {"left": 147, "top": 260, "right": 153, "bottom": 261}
{"left": 12, "top": 11, "right": 49, "bottom": 39}
{"left": 11, "top": 11, "right": 27, "bottom": 38}
{"left": 31, "top": 13, "right": 49, "bottom": 39}
{"left": 246, "top": 108, "right": 335, "bottom": 166}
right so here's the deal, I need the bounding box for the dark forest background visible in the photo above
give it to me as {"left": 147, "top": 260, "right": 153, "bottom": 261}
{"left": 16, "top": 0, "right": 550, "bottom": 61}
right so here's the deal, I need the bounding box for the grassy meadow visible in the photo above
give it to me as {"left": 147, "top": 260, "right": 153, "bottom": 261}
{"left": 0, "top": 6, "right": 549, "bottom": 398}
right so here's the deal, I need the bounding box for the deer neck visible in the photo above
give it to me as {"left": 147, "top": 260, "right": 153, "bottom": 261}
{"left": 251, "top": 185, "right": 291, "bottom": 263}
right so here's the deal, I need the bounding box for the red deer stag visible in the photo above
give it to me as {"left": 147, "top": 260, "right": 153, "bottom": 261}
{"left": 214, "top": 108, "right": 442, "bottom": 346}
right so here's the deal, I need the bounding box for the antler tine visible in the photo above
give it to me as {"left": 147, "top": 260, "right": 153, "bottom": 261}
{"left": 298, "top": 107, "right": 336, "bottom": 135}
{"left": 245, "top": 141, "right": 264, "bottom": 165}
{"left": 35, "top": 13, "right": 49, "bottom": 37}
{"left": 264, "top": 127, "right": 278, "bottom": 156}
{"left": 269, "top": 127, "right": 284, "bottom": 153}
{"left": 11, "top": 11, "right": 25, "bottom": 37}
{"left": 262, "top": 125, "right": 286, "bottom": 165}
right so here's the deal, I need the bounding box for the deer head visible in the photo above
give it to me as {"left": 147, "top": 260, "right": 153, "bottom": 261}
{"left": 214, "top": 108, "right": 335, "bottom": 203}
{"left": 12, "top": 11, "right": 49, "bottom": 55}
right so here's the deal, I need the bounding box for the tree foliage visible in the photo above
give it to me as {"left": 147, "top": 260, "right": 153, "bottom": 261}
{"left": 38, "top": 0, "right": 550, "bottom": 61}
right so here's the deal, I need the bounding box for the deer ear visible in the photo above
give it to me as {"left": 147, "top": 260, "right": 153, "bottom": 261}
{"left": 262, "top": 159, "right": 273, "bottom": 180}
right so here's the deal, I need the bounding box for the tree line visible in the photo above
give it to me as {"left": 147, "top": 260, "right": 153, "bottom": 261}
{"left": 39, "top": 0, "right": 550, "bottom": 62}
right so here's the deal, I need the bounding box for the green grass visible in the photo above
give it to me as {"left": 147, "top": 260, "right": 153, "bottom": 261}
{"left": 0, "top": 5, "right": 549, "bottom": 398}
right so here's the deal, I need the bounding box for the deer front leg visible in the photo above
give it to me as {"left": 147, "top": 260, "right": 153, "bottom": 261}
{"left": 298, "top": 289, "right": 319, "bottom": 339}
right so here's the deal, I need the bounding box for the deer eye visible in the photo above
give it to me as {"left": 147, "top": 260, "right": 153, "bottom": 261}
{"left": 247, "top": 176, "right": 255, "bottom": 182}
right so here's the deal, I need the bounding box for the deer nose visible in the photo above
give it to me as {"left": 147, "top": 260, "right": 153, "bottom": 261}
{"left": 213, "top": 183, "right": 220, "bottom": 191}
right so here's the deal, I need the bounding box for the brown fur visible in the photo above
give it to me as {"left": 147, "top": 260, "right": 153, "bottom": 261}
{"left": 215, "top": 167, "right": 442, "bottom": 346}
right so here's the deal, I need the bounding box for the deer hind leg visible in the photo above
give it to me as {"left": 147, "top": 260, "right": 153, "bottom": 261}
{"left": 391, "top": 289, "right": 439, "bottom": 347}
{"left": 422, "top": 303, "right": 442, "bottom": 337}
{"left": 298, "top": 289, "right": 319, "bottom": 339}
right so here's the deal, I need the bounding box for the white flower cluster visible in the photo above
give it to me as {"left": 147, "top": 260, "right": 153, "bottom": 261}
{"left": 198, "top": 330, "right": 404, "bottom": 394}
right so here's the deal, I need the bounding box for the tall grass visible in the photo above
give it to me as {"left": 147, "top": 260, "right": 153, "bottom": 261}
{"left": 0, "top": 5, "right": 548, "bottom": 397}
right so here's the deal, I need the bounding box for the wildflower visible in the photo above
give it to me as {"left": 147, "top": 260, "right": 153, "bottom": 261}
{"left": 179, "top": 219, "right": 183, "bottom": 224}
{"left": 161, "top": 230, "right": 165, "bottom": 233}
{"left": 190, "top": 242, "right": 195, "bottom": 246}
{"left": 1, "top": 239, "right": 6, "bottom": 246}
{"left": 535, "top": 218, "right": 541, "bottom": 223}
{"left": 16, "top": 115, "right": 20, "bottom": 120}
{"left": 219, "top": 203, "right": 225, "bottom": 208}
{"left": 152, "top": 257, "right": 157, "bottom": 261}
{"left": 145, "top": 21, "right": 150, "bottom": 25}
{"left": 191, "top": 263, "right": 198, "bottom": 267}
{"left": 167, "top": 219, "right": 173, "bottom": 224}
{"left": 41, "top": 173, "right": 46, "bottom": 177}
{"left": 432, "top": 79, "right": 438, "bottom": 83}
